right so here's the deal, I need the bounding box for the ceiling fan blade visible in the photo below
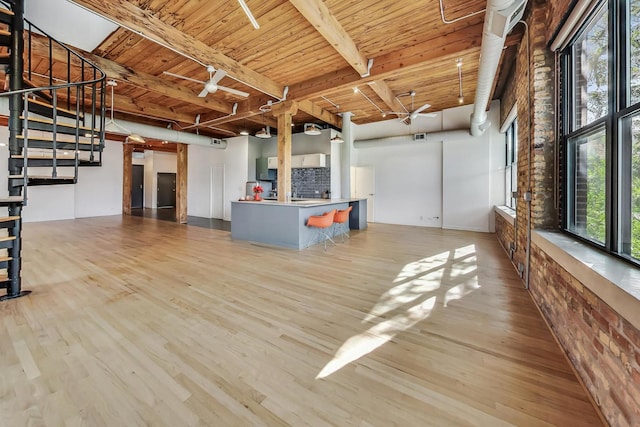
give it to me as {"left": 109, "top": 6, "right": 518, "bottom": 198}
{"left": 218, "top": 86, "right": 250, "bottom": 97}
{"left": 162, "top": 71, "right": 205, "bottom": 85}
{"left": 416, "top": 112, "right": 437, "bottom": 118}
{"left": 197, "top": 87, "right": 209, "bottom": 98}
{"left": 211, "top": 69, "right": 227, "bottom": 84}
{"left": 410, "top": 102, "right": 431, "bottom": 119}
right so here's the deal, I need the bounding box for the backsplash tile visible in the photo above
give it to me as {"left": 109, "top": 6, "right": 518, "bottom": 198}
{"left": 292, "top": 168, "right": 331, "bottom": 199}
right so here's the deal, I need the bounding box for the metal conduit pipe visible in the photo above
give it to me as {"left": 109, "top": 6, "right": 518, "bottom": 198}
{"left": 85, "top": 114, "right": 228, "bottom": 148}
{"left": 470, "top": 0, "right": 527, "bottom": 136}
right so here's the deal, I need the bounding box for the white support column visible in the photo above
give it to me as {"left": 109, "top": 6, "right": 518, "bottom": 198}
{"left": 340, "top": 112, "right": 353, "bottom": 199}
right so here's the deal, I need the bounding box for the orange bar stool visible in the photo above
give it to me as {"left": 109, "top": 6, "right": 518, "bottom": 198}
{"left": 333, "top": 205, "right": 352, "bottom": 242}
{"left": 306, "top": 209, "right": 336, "bottom": 249}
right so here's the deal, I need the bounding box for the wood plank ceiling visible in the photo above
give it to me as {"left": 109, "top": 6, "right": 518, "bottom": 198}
{"left": 16, "top": 0, "right": 521, "bottom": 141}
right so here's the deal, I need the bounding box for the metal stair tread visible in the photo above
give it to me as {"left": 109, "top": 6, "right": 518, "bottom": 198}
{"left": 0, "top": 197, "right": 24, "bottom": 204}
{"left": 20, "top": 115, "right": 98, "bottom": 133}
{"left": 28, "top": 98, "right": 85, "bottom": 119}
{"left": 18, "top": 134, "right": 101, "bottom": 145}
{"left": 0, "top": 216, "right": 20, "bottom": 223}
{"left": 11, "top": 153, "right": 77, "bottom": 159}
{"left": 9, "top": 174, "right": 75, "bottom": 180}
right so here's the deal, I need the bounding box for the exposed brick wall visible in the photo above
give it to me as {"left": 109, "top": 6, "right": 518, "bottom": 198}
{"left": 495, "top": 0, "right": 640, "bottom": 424}
{"left": 546, "top": 0, "right": 575, "bottom": 44}
{"left": 495, "top": 212, "right": 515, "bottom": 259}
{"left": 500, "top": 66, "right": 516, "bottom": 126}
{"left": 530, "top": 4, "right": 559, "bottom": 230}
{"left": 529, "top": 244, "right": 640, "bottom": 426}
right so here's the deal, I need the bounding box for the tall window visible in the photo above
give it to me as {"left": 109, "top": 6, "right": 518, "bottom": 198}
{"left": 562, "top": 0, "right": 640, "bottom": 266}
{"left": 505, "top": 119, "right": 518, "bottom": 209}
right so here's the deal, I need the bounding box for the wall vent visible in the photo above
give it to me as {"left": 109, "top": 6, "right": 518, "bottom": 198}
{"left": 210, "top": 138, "right": 226, "bottom": 146}
{"left": 413, "top": 133, "right": 427, "bottom": 141}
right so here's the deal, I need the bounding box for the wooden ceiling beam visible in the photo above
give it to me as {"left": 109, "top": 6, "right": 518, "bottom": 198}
{"left": 297, "top": 100, "right": 342, "bottom": 129}
{"left": 288, "top": 0, "right": 369, "bottom": 76}
{"left": 110, "top": 93, "right": 196, "bottom": 124}
{"left": 69, "top": 0, "right": 285, "bottom": 99}
{"left": 367, "top": 80, "right": 406, "bottom": 117}
{"left": 197, "top": 110, "right": 278, "bottom": 129}
{"left": 99, "top": 93, "right": 238, "bottom": 135}
{"left": 288, "top": 23, "right": 484, "bottom": 101}
{"left": 29, "top": 34, "right": 234, "bottom": 114}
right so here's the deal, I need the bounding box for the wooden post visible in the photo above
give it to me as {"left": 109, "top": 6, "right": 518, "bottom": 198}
{"left": 122, "top": 144, "right": 133, "bottom": 215}
{"left": 176, "top": 143, "right": 188, "bottom": 224}
{"left": 272, "top": 101, "right": 298, "bottom": 203}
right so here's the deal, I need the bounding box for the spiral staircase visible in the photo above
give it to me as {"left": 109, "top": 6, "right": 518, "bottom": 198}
{"left": 0, "top": 0, "right": 106, "bottom": 300}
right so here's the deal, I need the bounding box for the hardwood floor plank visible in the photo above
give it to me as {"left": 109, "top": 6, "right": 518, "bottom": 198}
{"left": 0, "top": 216, "right": 603, "bottom": 426}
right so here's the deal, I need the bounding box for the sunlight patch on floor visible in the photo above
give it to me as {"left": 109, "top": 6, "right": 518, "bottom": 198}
{"left": 317, "top": 245, "right": 479, "bottom": 379}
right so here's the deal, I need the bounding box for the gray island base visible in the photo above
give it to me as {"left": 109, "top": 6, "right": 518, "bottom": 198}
{"left": 231, "top": 199, "right": 366, "bottom": 249}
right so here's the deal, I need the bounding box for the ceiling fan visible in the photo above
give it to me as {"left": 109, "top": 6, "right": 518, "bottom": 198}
{"left": 163, "top": 65, "right": 250, "bottom": 98}
{"left": 389, "top": 91, "right": 437, "bottom": 123}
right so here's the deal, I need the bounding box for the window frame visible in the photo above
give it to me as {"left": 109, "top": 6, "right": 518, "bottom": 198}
{"left": 505, "top": 118, "right": 518, "bottom": 209}
{"left": 560, "top": 0, "right": 640, "bottom": 266}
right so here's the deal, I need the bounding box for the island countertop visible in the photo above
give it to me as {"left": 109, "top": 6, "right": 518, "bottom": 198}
{"left": 232, "top": 198, "right": 365, "bottom": 207}
{"left": 230, "top": 198, "right": 367, "bottom": 249}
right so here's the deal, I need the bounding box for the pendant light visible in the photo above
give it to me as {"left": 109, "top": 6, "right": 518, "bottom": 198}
{"left": 105, "top": 80, "right": 146, "bottom": 143}
{"left": 330, "top": 130, "right": 344, "bottom": 143}
{"left": 304, "top": 123, "right": 322, "bottom": 136}
{"left": 255, "top": 108, "right": 271, "bottom": 138}
{"left": 256, "top": 126, "right": 271, "bottom": 138}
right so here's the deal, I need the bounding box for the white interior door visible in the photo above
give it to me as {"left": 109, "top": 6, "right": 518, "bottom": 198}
{"left": 354, "top": 166, "right": 375, "bottom": 222}
{"left": 210, "top": 165, "right": 225, "bottom": 219}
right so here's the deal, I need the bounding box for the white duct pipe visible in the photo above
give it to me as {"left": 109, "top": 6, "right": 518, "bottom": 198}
{"left": 470, "top": 0, "right": 527, "bottom": 136}
{"left": 354, "top": 129, "right": 468, "bottom": 148}
{"left": 87, "top": 114, "right": 228, "bottom": 148}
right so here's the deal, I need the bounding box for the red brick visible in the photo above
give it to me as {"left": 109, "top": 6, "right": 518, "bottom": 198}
{"left": 591, "top": 309, "right": 612, "bottom": 332}
{"left": 598, "top": 302, "right": 621, "bottom": 328}
{"left": 593, "top": 337, "right": 604, "bottom": 354}
{"left": 582, "top": 286, "right": 599, "bottom": 309}
{"left": 622, "top": 319, "right": 640, "bottom": 347}
{"left": 610, "top": 329, "right": 632, "bottom": 354}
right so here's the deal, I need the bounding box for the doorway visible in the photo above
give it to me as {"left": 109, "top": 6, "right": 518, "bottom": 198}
{"left": 354, "top": 166, "right": 375, "bottom": 222}
{"left": 157, "top": 172, "right": 176, "bottom": 208}
{"left": 131, "top": 165, "right": 144, "bottom": 209}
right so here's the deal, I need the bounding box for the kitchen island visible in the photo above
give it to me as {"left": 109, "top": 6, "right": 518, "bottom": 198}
{"left": 231, "top": 198, "right": 367, "bottom": 249}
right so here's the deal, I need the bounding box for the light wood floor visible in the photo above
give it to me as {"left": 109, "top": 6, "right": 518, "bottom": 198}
{"left": 0, "top": 215, "right": 602, "bottom": 426}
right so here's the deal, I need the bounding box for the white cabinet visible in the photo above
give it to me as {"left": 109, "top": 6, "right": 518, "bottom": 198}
{"left": 291, "top": 155, "right": 303, "bottom": 168}
{"left": 267, "top": 154, "right": 327, "bottom": 168}
{"left": 299, "top": 153, "right": 326, "bottom": 168}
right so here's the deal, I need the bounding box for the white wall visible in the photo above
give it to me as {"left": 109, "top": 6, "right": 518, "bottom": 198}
{"left": 187, "top": 136, "right": 250, "bottom": 221}
{"left": 259, "top": 129, "right": 332, "bottom": 157}
{"left": 355, "top": 136, "right": 443, "bottom": 227}
{"left": 74, "top": 141, "right": 123, "bottom": 218}
{"left": 352, "top": 101, "right": 505, "bottom": 232}
{"left": 187, "top": 144, "right": 213, "bottom": 218}
{"left": 0, "top": 126, "right": 124, "bottom": 222}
